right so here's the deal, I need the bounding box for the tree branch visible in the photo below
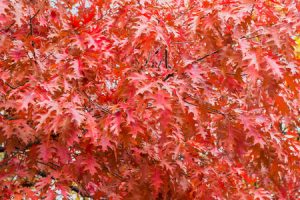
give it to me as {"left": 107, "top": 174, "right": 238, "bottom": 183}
{"left": 163, "top": 73, "right": 174, "bottom": 82}
{"left": 28, "top": 9, "right": 40, "bottom": 37}
{"left": 37, "top": 160, "right": 60, "bottom": 170}
{"left": 189, "top": 28, "right": 265, "bottom": 66}
{"left": 193, "top": 49, "right": 221, "bottom": 63}
{"left": 164, "top": 49, "right": 169, "bottom": 69}
{"left": 2, "top": 22, "right": 15, "bottom": 32}
{"left": 3, "top": 80, "right": 29, "bottom": 90}
{"left": 82, "top": 90, "right": 111, "bottom": 114}
{"left": 249, "top": 4, "right": 255, "bottom": 18}
{"left": 70, "top": 185, "right": 92, "bottom": 198}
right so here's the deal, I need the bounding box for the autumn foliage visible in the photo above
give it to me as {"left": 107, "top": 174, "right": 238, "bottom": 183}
{"left": 0, "top": 0, "right": 300, "bottom": 199}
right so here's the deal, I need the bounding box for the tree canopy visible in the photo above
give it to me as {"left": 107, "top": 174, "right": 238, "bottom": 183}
{"left": 0, "top": 0, "right": 299, "bottom": 199}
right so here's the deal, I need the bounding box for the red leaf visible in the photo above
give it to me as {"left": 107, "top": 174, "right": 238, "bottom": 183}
{"left": 265, "top": 56, "right": 283, "bottom": 79}
{"left": 151, "top": 168, "right": 163, "bottom": 194}
{"left": 83, "top": 156, "right": 100, "bottom": 176}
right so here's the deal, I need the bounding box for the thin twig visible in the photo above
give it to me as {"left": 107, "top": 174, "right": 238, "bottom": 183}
{"left": 189, "top": 28, "right": 265, "bottom": 66}
{"left": 1, "top": 22, "right": 15, "bottom": 32}
{"left": 4, "top": 80, "right": 29, "bottom": 90}
{"left": 37, "top": 160, "right": 59, "bottom": 170}
{"left": 28, "top": 9, "right": 40, "bottom": 37}
{"left": 249, "top": 4, "right": 255, "bottom": 18}
{"left": 193, "top": 49, "right": 221, "bottom": 63}
{"left": 30, "top": 9, "right": 40, "bottom": 20}
{"left": 4, "top": 82, "right": 17, "bottom": 90}
{"left": 82, "top": 90, "right": 111, "bottom": 114}
{"left": 157, "top": 59, "right": 163, "bottom": 68}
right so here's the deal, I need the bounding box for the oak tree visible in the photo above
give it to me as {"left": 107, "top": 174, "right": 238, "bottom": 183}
{"left": 0, "top": 0, "right": 300, "bottom": 199}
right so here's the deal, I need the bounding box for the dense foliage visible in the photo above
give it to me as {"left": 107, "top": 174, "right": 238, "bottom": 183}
{"left": 0, "top": 0, "right": 300, "bottom": 199}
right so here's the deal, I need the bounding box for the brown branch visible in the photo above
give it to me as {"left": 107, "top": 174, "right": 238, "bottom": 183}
{"left": 37, "top": 170, "right": 47, "bottom": 177}
{"left": 24, "top": 139, "right": 41, "bottom": 150}
{"left": 28, "top": 9, "right": 40, "bottom": 37}
{"left": 154, "top": 48, "right": 161, "bottom": 55}
{"left": 4, "top": 82, "right": 17, "bottom": 90}
{"left": 241, "top": 33, "right": 264, "bottom": 40}
{"left": 27, "top": 9, "right": 40, "bottom": 65}
{"left": 1, "top": 22, "right": 15, "bottom": 32}
{"left": 144, "top": 52, "right": 151, "bottom": 66}
{"left": 194, "top": 49, "right": 221, "bottom": 63}
{"left": 30, "top": 9, "right": 40, "bottom": 21}
{"left": 164, "top": 49, "right": 169, "bottom": 69}
{"left": 249, "top": 4, "right": 255, "bottom": 18}
{"left": 11, "top": 139, "right": 41, "bottom": 153}
{"left": 157, "top": 59, "right": 163, "bottom": 68}
{"left": 183, "top": 96, "right": 228, "bottom": 117}
{"left": 82, "top": 90, "right": 111, "bottom": 114}
{"left": 189, "top": 28, "right": 265, "bottom": 66}
{"left": 29, "top": 19, "right": 33, "bottom": 36}
{"left": 182, "top": 99, "right": 198, "bottom": 106}
{"left": 19, "top": 169, "right": 92, "bottom": 198}
{"left": 4, "top": 80, "right": 29, "bottom": 91}
{"left": 145, "top": 47, "right": 161, "bottom": 66}
{"left": 171, "top": 41, "right": 196, "bottom": 44}
{"left": 37, "top": 160, "right": 59, "bottom": 170}
{"left": 163, "top": 73, "right": 174, "bottom": 82}
{"left": 41, "top": 51, "right": 54, "bottom": 62}
{"left": 70, "top": 185, "right": 92, "bottom": 198}
{"left": 22, "top": 168, "right": 92, "bottom": 198}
